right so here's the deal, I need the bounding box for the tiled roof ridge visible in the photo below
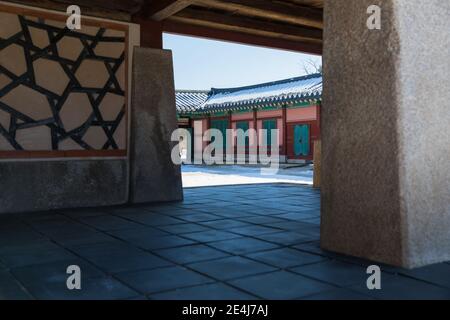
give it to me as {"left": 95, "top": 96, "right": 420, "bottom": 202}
{"left": 176, "top": 89, "right": 210, "bottom": 93}
{"left": 209, "top": 73, "right": 322, "bottom": 94}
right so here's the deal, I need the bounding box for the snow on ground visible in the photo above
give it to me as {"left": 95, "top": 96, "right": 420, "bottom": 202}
{"left": 182, "top": 164, "right": 314, "bottom": 188}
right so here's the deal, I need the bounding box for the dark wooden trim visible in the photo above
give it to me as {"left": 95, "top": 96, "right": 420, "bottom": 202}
{"left": 256, "top": 114, "right": 283, "bottom": 120}
{"left": 317, "top": 102, "right": 321, "bottom": 139}
{"left": 209, "top": 115, "right": 230, "bottom": 121}
{"left": 0, "top": 2, "right": 131, "bottom": 29}
{"left": 133, "top": 18, "right": 163, "bottom": 48}
{"left": 170, "top": 7, "right": 322, "bottom": 43}
{"left": 163, "top": 20, "right": 322, "bottom": 55}
{"left": 0, "top": 150, "right": 127, "bottom": 159}
{"left": 135, "top": 0, "right": 195, "bottom": 21}
{"left": 194, "top": 0, "right": 323, "bottom": 30}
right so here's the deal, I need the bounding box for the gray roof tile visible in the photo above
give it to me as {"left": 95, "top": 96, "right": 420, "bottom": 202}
{"left": 176, "top": 73, "right": 322, "bottom": 115}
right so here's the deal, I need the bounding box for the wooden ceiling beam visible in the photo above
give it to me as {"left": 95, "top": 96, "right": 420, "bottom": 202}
{"left": 170, "top": 7, "right": 322, "bottom": 42}
{"left": 163, "top": 20, "right": 322, "bottom": 55}
{"left": 136, "top": 0, "right": 196, "bottom": 21}
{"left": 3, "top": 0, "right": 135, "bottom": 21}
{"left": 193, "top": 0, "right": 323, "bottom": 30}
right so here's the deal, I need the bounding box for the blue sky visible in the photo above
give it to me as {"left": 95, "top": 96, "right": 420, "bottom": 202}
{"left": 163, "top": 33, "right": 322, "bottom": 90}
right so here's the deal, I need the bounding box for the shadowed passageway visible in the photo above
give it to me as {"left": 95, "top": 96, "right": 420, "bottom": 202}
{"left": 1, "top": 184, "right": 450, "bottom": 300}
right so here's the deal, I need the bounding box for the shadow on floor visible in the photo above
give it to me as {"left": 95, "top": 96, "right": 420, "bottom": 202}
{"left": 1, "top": 184, "right": 450, "bottom": 300}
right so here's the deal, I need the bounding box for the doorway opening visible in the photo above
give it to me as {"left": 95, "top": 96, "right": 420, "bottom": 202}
{"left": 164, "top": 33, "right": 322, "bottom": 188}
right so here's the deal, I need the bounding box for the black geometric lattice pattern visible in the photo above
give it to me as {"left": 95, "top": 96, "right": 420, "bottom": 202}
{"left": 0, "top": 15, "right": 126, "bottom": 150}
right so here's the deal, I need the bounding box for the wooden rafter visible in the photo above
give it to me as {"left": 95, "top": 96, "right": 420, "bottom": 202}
{"left": 163, "top": 20, "right": 322, "bottom": 55}
{"left": 193, "top": 0, "right": 323, "bottom": 30}
{"left": 170, "top": 7, "right": 322, "bottom": 43}
{"left": 4, "top": 0, "right": 141, "bottom": 21}
{"left": 136, "top": 0, "right": 196, "bottom": 21}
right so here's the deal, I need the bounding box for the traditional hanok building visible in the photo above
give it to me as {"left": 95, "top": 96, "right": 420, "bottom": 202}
{"left": 176, "top": 73, "right": 322, "bottom": 163}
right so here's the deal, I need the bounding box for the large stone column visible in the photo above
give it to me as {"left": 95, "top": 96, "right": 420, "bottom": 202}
{"left": 129, "top": 47, "right": 183, "bottom": 203}
{"left": 321, "top": 0, "right": 450, "bottom": 268}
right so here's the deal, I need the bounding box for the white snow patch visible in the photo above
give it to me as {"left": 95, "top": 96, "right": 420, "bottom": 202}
{"left": 182, "top": 165, "right": 313, "bottom": 188}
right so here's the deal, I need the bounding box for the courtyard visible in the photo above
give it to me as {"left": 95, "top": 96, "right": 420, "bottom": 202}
{"left": 1, "top": 183, "right": 450, "bottom": 300}
{"left": 0, "top": 0, "right": 448, "bottom": 303}
{"left": 181, "top": 164, "right": 314, "bottom": 187}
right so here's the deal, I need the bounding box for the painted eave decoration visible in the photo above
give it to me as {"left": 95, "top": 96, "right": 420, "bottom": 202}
{"left": 176, "top": 73, "right": 322, "bottom": 116}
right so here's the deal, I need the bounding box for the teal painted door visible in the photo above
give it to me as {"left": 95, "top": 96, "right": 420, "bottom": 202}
{"left": 210, "top": 119, "right": 229, "bottom": 150}
{"left": 294, "top": 124, "right": 310, "bottom": 156}
{"left": 236, "top": 121, "right": 249, "bottom": 148}
{"left": 262, "top": 119, "right": 277, "bottom": 147}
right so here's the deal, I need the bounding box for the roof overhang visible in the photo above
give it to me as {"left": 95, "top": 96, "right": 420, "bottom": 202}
{"left": 4, "top": 0, "right": 323, "bottom": 55}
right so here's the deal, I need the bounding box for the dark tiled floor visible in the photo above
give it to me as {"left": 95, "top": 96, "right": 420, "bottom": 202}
{"left": 1, "top": 183, "right": 450, "bottom": 300}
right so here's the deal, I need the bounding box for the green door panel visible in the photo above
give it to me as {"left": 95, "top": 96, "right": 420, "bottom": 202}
{"left": 210, "top": 119, "right": 229, "bottom": 149}
{"left": 294, "top": 124, "right": 310, "bottom": 156}
{"left": 236, "top": 121, "right": 249, "bottom": 147}
{"left": 263, "top": 119, "right": 277, "bottom": 146}
{"left": 301, "top": 124, "right": 310, "bottom": 156}
{"left": 294, "top": 125, "right": 303, "bottom": 156}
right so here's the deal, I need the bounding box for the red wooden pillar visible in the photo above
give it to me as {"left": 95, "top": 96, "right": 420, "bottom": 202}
{"left": 207, "top": 114, "right": 211, "bottom": 131}
{"left": 282, "top": 105, "right": 288, "bottom": 159}
{"left": 133, "top": 18, "right": 163, "bottom": 49}
{"left": 317, "top": 101, "right": 322, "bottom": 139}
{"left": 253, "top": 109, "right": 258, "bottom": 159}
{"left": 228, "top": 111, "right": 233, "bottom": 158}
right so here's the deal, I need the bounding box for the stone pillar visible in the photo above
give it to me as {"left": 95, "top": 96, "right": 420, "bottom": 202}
{"left": 129, "top": 47, "right": 183, "bottom": 203}
{"left": 321, "top": 0, "right": 450, "bottom": 268}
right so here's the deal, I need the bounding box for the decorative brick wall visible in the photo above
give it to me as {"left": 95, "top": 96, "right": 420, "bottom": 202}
{"left": 0, "top": 5, "right": 129, "bottom": 158}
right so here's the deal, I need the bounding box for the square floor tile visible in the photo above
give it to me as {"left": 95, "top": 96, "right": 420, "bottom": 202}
{"left": 12, "top": 259, "right": 105, "bottom": 284}
{"left": 26, "top": 276, "right": 139, "bottom": 300}
{"left": 125, "top": 213, "right": 185, "bottom": 227}
{"left": 127, "top": 235, "right": 196, "bottom": 251}
{"left": 156, "top": 223, "right": 211, "bottom": 235}
{"left": 71, "top": 242, "right": 173, "bottom": 273}
{"left": 238, "top": 216, "right": 288, "bottom": 225}
{"left": 228, "top": 271, "right": 335, "bottom": 300}
{"left": 246, "top": 248, "right": 327, "bottom": 268}
{"left": 0, "top": 271, "right": 33, "bottom": 300}
{"left": 398, "top": 263, "right": 450, "bottom": 289}
{"left": 155, "top": 244, "right": 230, "bottom": 264}
{"left": 108, "top": 226, "right": 169, "bottom": 240}
{"left": 0, "top": 246, "right": 76, "bottom": 269}
{"left": 290, "top": 260, "right": 370, "bottom": 287}
{"left": 209, "top": 237, "right": 279, "bottom": 255}
{"left": 228, "top": 225, "right": 281, "bottom": 236}
{"left": 303, "top": 288, "right": 373, "bottom": 300}
{"left": 117, "top": 266, "right": 214, "bottom": 294}
{"left": 254, "top": 231, "right": 316, "bottom": 246}
{"left": 149, "top": 282, "right": 257, "bottom": 300}
{"left": 182, "top": 230, "right": 242, "bottom": 243}
{"left": 351, "top": 273, "right": 450, "bottom": 300}
{"left": 50, "top": 230, "right": 119, "bottom": 247}
{"left": 178, "top": 213, "right": 223, "bottom": 223}
{"left": 78, "top": 216, "right": 142, "bottom": 231}
{"left": 188, "top": 256, "right": 276, "bottom": 281}
{"left": 200, "top": 219, "right": 250, "bottom": 229}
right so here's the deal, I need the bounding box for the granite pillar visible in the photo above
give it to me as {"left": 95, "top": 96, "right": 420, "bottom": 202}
{"left": 321, "top": 0, "right": 450, "bottom": 268}
{"left": 129, "top": 47, "right": 183, "bottom": 203}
